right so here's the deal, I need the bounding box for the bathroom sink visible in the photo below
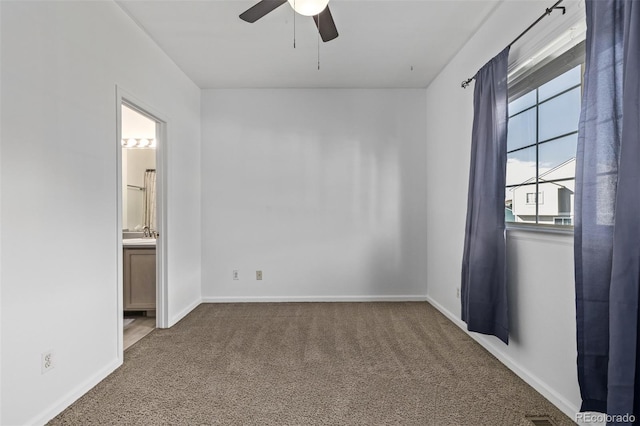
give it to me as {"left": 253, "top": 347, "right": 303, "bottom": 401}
{"left": 123, "top": 231, "right": 144, "bottom": 239}
{"left": 123, "top": 238, "right": 156, "bottom": 246}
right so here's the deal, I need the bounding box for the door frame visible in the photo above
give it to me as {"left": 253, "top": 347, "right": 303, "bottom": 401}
{"left": 116, "top": 86, "right": 169, "bottom": 359}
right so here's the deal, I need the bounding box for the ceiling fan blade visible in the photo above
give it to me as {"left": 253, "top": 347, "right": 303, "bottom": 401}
{"left": 313, "top": 6, "right": 339, "bottom": 42}
{"left": 239, "top": 0, "right": 287, "bottom": 23}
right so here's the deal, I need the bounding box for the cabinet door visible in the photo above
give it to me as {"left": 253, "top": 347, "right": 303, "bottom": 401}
{"left": 123, "top": 248, "right": 156, "bottom": 310}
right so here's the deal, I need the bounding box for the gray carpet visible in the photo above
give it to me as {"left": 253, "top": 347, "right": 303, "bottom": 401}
{"left": 49, "top": 302, "right": 574, "bottom": 425}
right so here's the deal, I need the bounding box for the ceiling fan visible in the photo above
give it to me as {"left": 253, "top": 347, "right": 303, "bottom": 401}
{"left": 240, "top": 0, "right": 339, "bottom": 42}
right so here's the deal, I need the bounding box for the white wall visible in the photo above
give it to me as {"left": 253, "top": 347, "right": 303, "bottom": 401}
{"left": 201, "top": 89, "right": 427, "bottom": 301}
{"left": 0, "top": 2, "right": 201, "bottom": 424}
{"left": 425, "top": 0, "right": 582, "bottom": 418}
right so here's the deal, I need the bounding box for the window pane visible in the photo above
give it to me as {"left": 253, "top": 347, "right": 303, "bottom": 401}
{"left": 506, "top": 146, "right": 537, "bottom": 224}
{"left": 509, "top": 90, "right": 536, "bottom": 116}
{"left": 538, "top": 134, "right": 578, "bottom": 174}
{"left": 507, "top": 182, "right": 537, "bottom": 223}
{"left": 538, "top": 87, "right": 581, "bottom": 141}
{"left": 539, "top": 65, "right": 582, "bottom": 101}
{"left": 506, "top": 146, "right": 536, "bottom": 187}
{"left": 538, "top": 135, "right": 577, "bottom": 220}
{"left": 507, "top": 108, "right": 536, "bottom": 151}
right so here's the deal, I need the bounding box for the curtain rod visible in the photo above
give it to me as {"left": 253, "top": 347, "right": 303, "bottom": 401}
{"left": 461, "top": 0, "right": 566, "bottom": 89}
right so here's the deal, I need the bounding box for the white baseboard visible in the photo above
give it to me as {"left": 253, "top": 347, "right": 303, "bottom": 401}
{"left": 30, "top": 358, "right": 122, "bottom": 426}
{"left": 425, "top": 295, "right": 580, "bottom": 420}
{"left": 168, "top": 297, "right": 202, "bottom": 328}
{"left": 202, "top": 295, "right": 428, "bottom": 303}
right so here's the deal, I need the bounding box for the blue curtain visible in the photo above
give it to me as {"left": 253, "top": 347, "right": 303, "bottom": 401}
{"left": 461, "top": 47, "right": 510, "bottom": 345}
{"left": 575, "top": 0, "right": 640, "bottom": 418}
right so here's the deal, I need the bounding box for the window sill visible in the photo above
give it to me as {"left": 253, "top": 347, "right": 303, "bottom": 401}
{"left": 506, "top": 222, "right": 574, "bottom": 236}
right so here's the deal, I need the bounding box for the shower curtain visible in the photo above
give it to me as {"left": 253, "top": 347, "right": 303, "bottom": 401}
{"left": 143, "top": 169, "right": 156, "bottom": 232}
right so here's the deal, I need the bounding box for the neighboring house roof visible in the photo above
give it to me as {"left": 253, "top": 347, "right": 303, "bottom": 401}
{"left": 510, "top": 157, "right": 576, "bottom": 191}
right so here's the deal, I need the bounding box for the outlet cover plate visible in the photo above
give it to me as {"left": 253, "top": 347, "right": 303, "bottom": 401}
{"left": 41, "top": 350, "right": 54, "bottom": 374}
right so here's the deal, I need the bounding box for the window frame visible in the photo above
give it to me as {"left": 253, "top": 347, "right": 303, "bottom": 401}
{"left": 505, "top": 41, "right": 585, "bottom": 233}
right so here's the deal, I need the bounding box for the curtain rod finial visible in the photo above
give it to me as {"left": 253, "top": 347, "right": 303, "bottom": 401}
{"left": 461, "top": 77, "right": 474, "bottom": 89}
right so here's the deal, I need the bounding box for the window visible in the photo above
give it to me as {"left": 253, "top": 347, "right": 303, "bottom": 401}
{"left": 526, "top": 192, "right": 544, "bottom": 205}
{"left": 505, "top": 42, "right": 584, "bottom": 226}
{"left": 554, "top": 217, "right": 572, "bottom": 225}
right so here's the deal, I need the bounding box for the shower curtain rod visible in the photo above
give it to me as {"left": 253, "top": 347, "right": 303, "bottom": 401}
{"left": 460, "top": 0, "right": 566, "bottom": 89}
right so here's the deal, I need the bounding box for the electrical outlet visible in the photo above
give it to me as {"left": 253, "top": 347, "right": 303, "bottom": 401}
{"left": 233, "top": 270, "right": 239, "bottom": 280}
{"left": 456, "top": 288, "right": 460, "bottom": 299}
{"left": 41, "top": 350, "right": 54, "bottom": 374}
{"left": 256, "top": 270, "right": 262, "bottom": 280}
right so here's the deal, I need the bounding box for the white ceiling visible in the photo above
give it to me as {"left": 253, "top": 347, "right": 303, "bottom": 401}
{"left": 117, "top": 0, "right": 500, "bottom": 89}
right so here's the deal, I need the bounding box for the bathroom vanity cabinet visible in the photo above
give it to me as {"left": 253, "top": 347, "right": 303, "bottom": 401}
{"left": 123, "top": 247, "right": 156, "bottom": 313}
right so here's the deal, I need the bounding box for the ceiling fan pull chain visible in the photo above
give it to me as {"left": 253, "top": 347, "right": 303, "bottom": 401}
{"left": 293, "top": 0, "right": 296, "bottom": 48}
{"left": 317, "top": 14, "right": 320, "bottom": 70}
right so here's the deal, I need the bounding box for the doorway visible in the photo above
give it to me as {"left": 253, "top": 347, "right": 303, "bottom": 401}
{"left": 116, "top": 88, "right": 168, "bottom": 357}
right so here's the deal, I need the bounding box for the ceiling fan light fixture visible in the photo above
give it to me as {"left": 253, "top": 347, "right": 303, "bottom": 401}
{"left": 287, "top": 0, "right": 329, "bottom": 16}
{"left": 239, "top": 0, "right": 338, "bottom": 42}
